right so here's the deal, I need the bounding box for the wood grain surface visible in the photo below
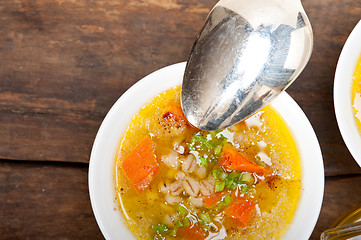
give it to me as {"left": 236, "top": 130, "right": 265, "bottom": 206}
{"left": 0, "top": 160, "right": 103, "bottom": 239}
{"left": 0, "top": 0, "right": 360, "bottom": 239}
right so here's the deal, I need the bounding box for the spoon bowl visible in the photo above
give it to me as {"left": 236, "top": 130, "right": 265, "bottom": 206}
{"left": 181, "top": 0, "right": 313, "bottom": 130}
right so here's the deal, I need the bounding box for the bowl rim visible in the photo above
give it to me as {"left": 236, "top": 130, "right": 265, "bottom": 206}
{"left": 334, "top": 19, "right": 361, "bottom": 167}
{"left": 89, "top": 62, "right": 324, "bottom": 240}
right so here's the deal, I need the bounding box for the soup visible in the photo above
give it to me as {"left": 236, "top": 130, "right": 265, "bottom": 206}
{"left": 114, "top": 86, "right": 301, "bottom": 240}
{"left": 352, "top": 54, "right": 361, "bottom": 133}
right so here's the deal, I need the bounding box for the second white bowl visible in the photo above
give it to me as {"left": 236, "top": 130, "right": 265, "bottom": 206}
{"left": 334, "top": 20, "right": 361, "bottom": 167}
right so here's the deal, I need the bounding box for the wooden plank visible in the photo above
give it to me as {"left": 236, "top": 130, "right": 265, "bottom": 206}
{"left": 0, "top": 112, "right": 100, "bottom": 163}
{"left": 310, "top": 175, "right": 361, "bottom": 239}
{"left": 0, "top": 161, "right": 103, "bottom": 239}
{"left": 0, "top": 0, "right": 214, "bottom": 117}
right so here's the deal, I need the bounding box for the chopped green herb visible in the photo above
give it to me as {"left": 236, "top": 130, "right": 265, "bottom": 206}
{"left": 152, "top": 223, "right": 169, "bottom": 233}
{"left": 208, "top": 155, "right": 218, "bottom": 165}
{"left": 219, "top": 172, "right": 228, "bottom": 180}
{"left": 212, "top": 169, "right": 219, "bottom": 178}
{"left": 169, "top": 228, "right": 178, "bottom": 237}
{"left": 230, "top": 182, "right": 238, "bottom": 190}
{"left": 188, "top": 143, "right": 195, "bottom": 151}
{"left": 176, "top": 220, "right": 183, "bottom": 228}
{"left": 199, "top": 213, "right": 211, "bottom": 223}
{"left": 215, "top": 181, "right": 225, "bottom": 192}
{"left": 183, "top": 217, "right": 190, "bottom": 227}
{"left": 203, "top": 223, "right": 211, "bottom": 231}
{"left": 227, "top": 171, "right": 241, "bottom": 180}
{"left": 240, "top": 184, "right": 250, "bottom": 193}
{"left": 214, "top": 144, "right": 223, "bottom": 155}
{"left": 176, "top": 204, "right": 188, "bottom": 217}
{"left": 240, "top": 172, "right": 254, "bottom": 185}
{"left": 212, "top": 169, "right": 228, "bottom": 180}
{"left": 200, "top": 156, "right": 208, "bottom": 166}
{"left": 193, "top": 134, "right": 207, "bottom": 143}
{"left": 224, "top": 194, "right": 232, "bottom": 205}
{"left": 209, "top": 131, "right": 220, "bottom": 138}
{"left": 204, "top": 141, "right": 213, "bottom": 149}
{"left": 187, "top": 131, "right": 228, "bottom": 167}
{"left": 225, "top": 179, "right": 234, "bottom": 188}
{"left": 215, "top": 200, "right": 226, "bottom": 211}
{"left": 225, "top": 171, "right": 241, "bottom": 189}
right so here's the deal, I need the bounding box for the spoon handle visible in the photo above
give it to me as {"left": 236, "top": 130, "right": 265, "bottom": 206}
{"left": 320, "top": 221, "right": 361, "bottom": 240}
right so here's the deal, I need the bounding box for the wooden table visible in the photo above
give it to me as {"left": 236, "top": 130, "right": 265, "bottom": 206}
{"left": 0, "top": 0, "right": 360, "bottom": 239}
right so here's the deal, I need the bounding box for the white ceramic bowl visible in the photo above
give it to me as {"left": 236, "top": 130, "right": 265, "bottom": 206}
{"left": 89, "top": 62, "right": 324, "bottom": 240}
{"left": 334, "top": 20, "right": 361, "bottom": 167}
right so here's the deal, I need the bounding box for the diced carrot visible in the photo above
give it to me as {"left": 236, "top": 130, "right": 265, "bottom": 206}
{"left": 219, "top": 144, "right": 271, "bottom": 175}
{"left": 163, "top": 102, "right": 188, "bottom": 123}
{"left": 224, "top": 197, "right": 256, "bottom": 227}
{"left": 177, "top": 224, "right": 208, "bottom": 240}
{"left": 121, "top": 135, "right": 159, "bottom": 193}
{"left": 203, "top": 191, "right": 228, "bottom": 208}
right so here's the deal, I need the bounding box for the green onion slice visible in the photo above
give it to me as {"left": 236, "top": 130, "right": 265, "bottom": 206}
{"left": 176, "top": 204, "right": 188, "bottom": 217}
{"left": 183, "top": 217, "right": 190, "bottom": 227}
{"left": 152, "top": 223, "right": 169, "bottom": 233}
{"left": 199, "top": 213, "right": 211, "bottom": 223}
{"left": 215, "top": 181, "right": 225, "bottom": 192}
{"left": 224, "top": 194, "right": 232, "bottom": 205}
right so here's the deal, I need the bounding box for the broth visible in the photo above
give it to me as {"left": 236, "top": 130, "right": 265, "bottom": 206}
{"left": 115, "top": 86, "right": 301, "bottom": 240}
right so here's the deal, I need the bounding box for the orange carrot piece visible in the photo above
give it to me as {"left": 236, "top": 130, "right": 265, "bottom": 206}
{"left": 203, "top": 191, "right": 228, "bottom": 208}
{"left": 121, "top": 135, "right": 159, "bottom": 193}
{"left": 224, "top": 197, "right": 256, "bottom": 227}
{"left": 219, "top": 144, "right": 271, "bottom": 175}
{"left": 177, "top": 224, "right": 208, "bottom": 240}
{"left": 163, "top": 102, "right": 188, "bottom": 123}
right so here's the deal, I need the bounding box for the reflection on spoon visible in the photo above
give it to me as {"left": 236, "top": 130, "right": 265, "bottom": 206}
{"left": 181, "top": 0, "right": 313, "bottom": 130}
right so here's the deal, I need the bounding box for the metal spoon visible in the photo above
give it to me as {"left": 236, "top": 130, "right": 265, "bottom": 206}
{"left": 181, "top": 0, "right": 313, "bottom": 130}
